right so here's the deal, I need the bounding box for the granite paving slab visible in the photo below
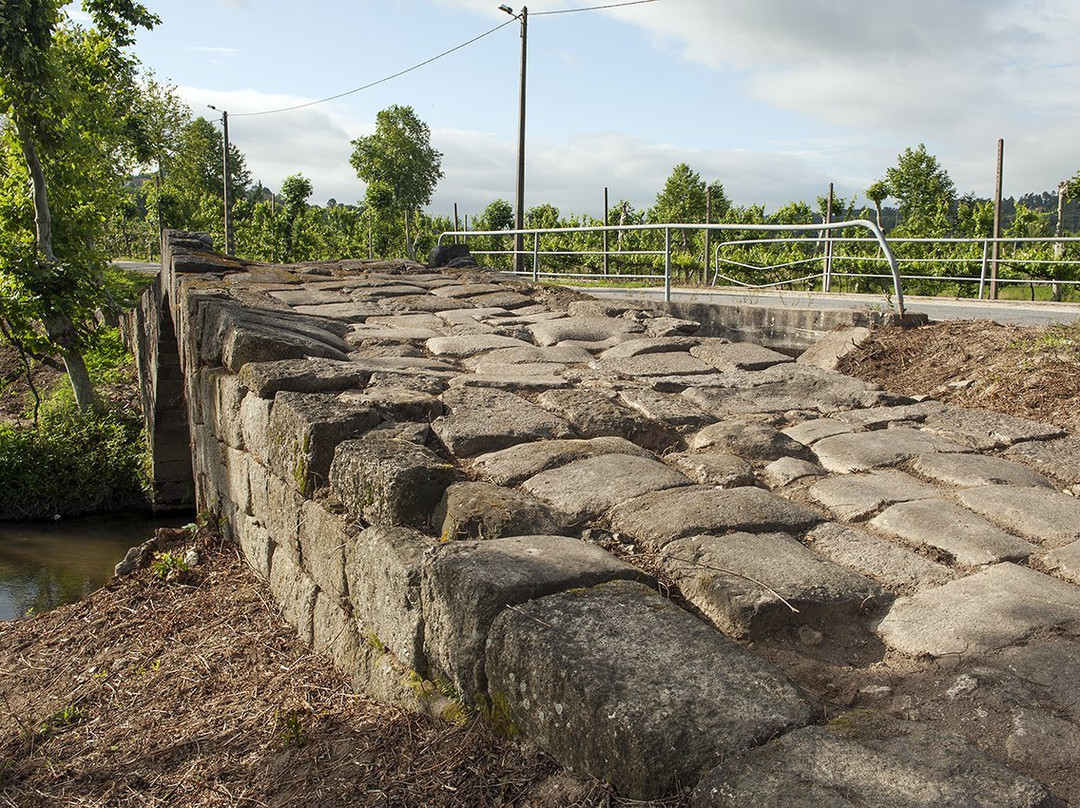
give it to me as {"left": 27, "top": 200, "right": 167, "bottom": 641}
{"left": 535, "top": 389, "right": 670, "bottom": 446}
{"left": 871, "top": 499, "right": 1038, "bottom": 566}
{"left": 762, "top": 457, "right": 826, "bottom": 487}
{"left": 829, "top": 401, "right": 945, "bottom": 429}
{"left": 691, "top": 717, "right": 1054, "bottom": 808}
{"left": 1043, "top": 540, "right": 1080, "bottom": 585}
{"left": 807, "top": 522, "right": 954, "bottom": 594}
{"left": 292, "top": 302, "right": 381, "bottom": 322}
{"left": 238, "top": 357, "right": 370, "bottom": 398}
{"left": 665, "top": 453, "right": 757, "bottom": 487}
{"left": 1005, "top": 436, "right": 1080, "bottom": 492}
{"left": 875, "top": 562, "right": 1080, "bottom": 657}
{"left": 689, "top": 421, "right": 813, "bottom": 462}
{"left": 617, "top": 388, "right": 713, "bottom": 430}
{"left": 469, "top": 436, "right": 653, "bottom": 486}
{"left": 463, "top": 345, "right": 594, "bottom": 369}
{"left": 921, "top": 406, "right": 1066, "bottom": 450}
{"left": 269, "top": 289, "right": 351, "bottom": 306}
{"left": 528, "top": 316, "right": 645, "bottom": 346}
{"left": 955, "top": 484, "right": 1080, "bottom": 548}
{"left": 809, "top": 469, "right": 941, "bottom": 521}
{"left": 690, "top": 340, "right": 794, "bottom": 372}
{"left": 485, "top": 579, "right": 811, "bottom": 800}
{"left": 346, "top": 324, "right": 444, "bottom": 342}
{"left": 598, "top": 336, "right": 699, "bottom": 359}
{"left": 607, "top": 485, "right": 822, "bottom": 550}
{"left": 812, "top": 427, "right": 971, "bottom": 473}
{"left": 782, "top": 417, "right": 857, "bottom": 446}
{"left": 522, "top": 453, "right": 693, "bottom": 525}
{"left": 425, "top": 334, "right": 535, "bottom": 357}
{"left": 433, "top": 388, "right": 573, "bottom": 457}
{"left": 597, "top": 352, "right": 716, "bottom": 378}
{"left": 684, "top": 364, "right": 890, "bottom": 416}
{"left": 433, "top": 482, "right": 568, "bottom": 541}
{"left": 911, "top": 452, "right": 1053, "bottom": 489}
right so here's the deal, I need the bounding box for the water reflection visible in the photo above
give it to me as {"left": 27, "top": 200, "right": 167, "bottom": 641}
{"left": 0, "top": 514, "right": 188, "bottom": 620}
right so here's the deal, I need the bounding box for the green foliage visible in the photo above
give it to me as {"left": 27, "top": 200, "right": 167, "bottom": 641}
{"left": 150, "top": 551, "right": 189, "bottom": 582}
{"left": 273, "top": 708, "right": 308, "bottom": 749}
{"left": 884, "top": 144, "right": 956, "bottom": 235}
{"left": 350, "top": 105, "right": 443, "bottom": 214}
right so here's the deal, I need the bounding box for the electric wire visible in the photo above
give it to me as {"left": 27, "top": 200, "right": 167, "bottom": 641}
{"left": 228, "top": 0, "right": 658, "bottom": 118}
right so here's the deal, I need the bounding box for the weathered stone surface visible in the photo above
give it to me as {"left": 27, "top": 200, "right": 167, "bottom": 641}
{"left": 270, "top": 288, "right": 351, "bottom": 306}
{"left": 666, "top": 453, "right": 757, "bottom": 488}
{"left": 782, "top": 417, "right": 855, "bottom": 446}
{"left": 762, "top": 457, "right": 826, "bottom": 487}
{"left": 238, "top": 357, "right": 370, "bottom": 398}
{"left": 330, "top": 434, "right": 456, "bottom": 528}
{"left": 269, "top": 544, "right": 317, "bottom": 645}
{"left": 807, "top": 522, "right": 954, "bottom": 594}
{"left": 1006, "top": 436, "right": 1080, "bottom": 492}
{"left": 433, "top": 482, "right": 567, "bottom": 542}
{"left": 598, "top": 336, "right": 699, "bottom": 359}
{"left": 911, "top": 451, "right": 1052, "bottom": 489}
{"left": 337, "top": 387, "right": 443, "bottom": 423}
{"left": 267, "top": 391, "right": 380, "bottom": 496}
{"left": 522, "top": 454, "right": 692, "bottom": 525}
{"left": 690, "top": 340, "right": 793, "bottom": 372}
{"left": 463, "top": 344, "right": 593, "bottom": 369}
{"left": 376, "top": 294, "right": 475, "bottom": 314}
{"left": 812, "top": 427, "right": 971, "bottom": 473}
{"left": 643, "top": 314, "right": 700, "bottom": 337}
{"left": 294, "top": 302, "right": 382, "bottom": 322}
{"left": 485, "top": 579, "right": 811, "bottom": 800}
{"left": 796, "top": 326, "right": 872, "bottom": 371}
{"left": 535, "top": 389, "right": 669, "bottom": 447}
{"left": 216, "top": 310, "right": 353, "bottom": 371}
{"left": 1043, "top": 540, "right": 1080, "bottom": 585}
{"left": 689, "top": 421, "right": 813, "bottom": 461}
{"left": 875, "top": 563, "right": 1080, "bottom": 657}
{"left": 298, "top": 499, "right": 354, "bottom": 596}
{"left": 425, "top": 334, "right": 534, "bottom": 357}
{"left": 312, "top": 590, "right": 362, "bottom": 676}
{"left": 809, "top": 469, "right": 940, "bottom": 521}
{"left": 691, "top": 716, "right": 1054, "bottom": 808}
{"left": 528, "top": 316, "right": 644, "bottom": 346}
{"left": 470, "top": 437, "right": 652, "bottom": 486}
{"left": 345, "top": 526, "right": 436, "bottom": 670}
{"left": 346, "top": 323, "right": 444, "bottom": 342}
{"left": 421, "top": 536, "right": 639, "bottom": 700}
{"left": 830, "top": 401, "right": 944, "bottom": 429}
{"left": 597, "top": 352, "right": 716, "bottom": 378}
{"left": 684, "top": 364, "right": 889, "bottom": 416}
{"left": 956, "top": 485, "right": 1080, "bottom": 548}
{"left": 235, "top": 513, "right": 273, "bottom": 579}
{"left": 617, "top": 388, "right": 713, "bottom": 430}
{"left": 430, "top": 282, "right": 508, "bottom": 298}
{"left": 871, "top": 499, "right": 1037, "bottom": 566}
{"left": 922, "top": 406, "right": 1065, "bottom": 451}
{"left": 608, "top": 486, "right": 822, "bottom": 550}
{"left": 467, "top": 290, "right": 536, "bottom": 309}
{"left": 662, "top": 532, "right": 883, "bottom": 638}
{"left": 433, "top": 388, "right": 573, "bottom": 457}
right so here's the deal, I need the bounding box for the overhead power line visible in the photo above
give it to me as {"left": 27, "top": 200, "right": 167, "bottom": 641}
{"left": 229, "top": 0, "right": 658, "bottom": 118}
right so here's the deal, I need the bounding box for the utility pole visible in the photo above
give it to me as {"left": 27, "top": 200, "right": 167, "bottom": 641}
{"left": 500, "top": 5, "right": 528, "bottom": 273}
{"left": 991, "top": 138, "right": 1004, "bottom": 299}
{"left": 208, "top": 105, "right": 232, "bottom": 254}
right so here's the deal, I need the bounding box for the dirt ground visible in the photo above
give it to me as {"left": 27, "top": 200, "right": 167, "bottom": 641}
{"left": 2, "top": 317, "right": 1078, "bottom": 806}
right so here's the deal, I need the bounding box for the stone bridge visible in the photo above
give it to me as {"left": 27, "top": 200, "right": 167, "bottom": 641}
{"left": 124, "top": 230, "right": 1080, "bottom": 805}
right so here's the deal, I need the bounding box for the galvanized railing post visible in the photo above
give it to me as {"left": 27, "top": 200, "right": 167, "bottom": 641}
{"left": 664, "top": 227, "right": 672, "bottom": 302}
{"left": 978, "top": 239, "right": 990, "bottom": 300}
{"left": 532, "top": 231, "right": 540, "bottom": 283}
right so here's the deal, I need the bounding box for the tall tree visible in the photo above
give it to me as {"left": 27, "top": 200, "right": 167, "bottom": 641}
{"left": 884, "top": 144, "right": 956, "bottom": 235}
{"left": 652, "top": 164, "right": 728, "bottom": 249}
{"left": 865, "top": 179, "right": 889, "bottom": 229}
{"left": 0, "top": 0, "right": 158, "bottom": 409}
{"left": 349, "top": 105, "right": 443, "bottom": 260}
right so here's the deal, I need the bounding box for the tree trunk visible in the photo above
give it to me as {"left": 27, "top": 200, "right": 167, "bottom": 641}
{"left": 873, "top": 201, "right": 883, "bottom": 230}
{"left": 15, "top": 116, "right": 97, "bottom": 410}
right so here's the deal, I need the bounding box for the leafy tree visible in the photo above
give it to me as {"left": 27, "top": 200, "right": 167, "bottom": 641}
{"left": 350, "top": 105, "right": 443, "bottom": 260}
{"left": 884, "top": 144, "right": 955, "bottom": 235}
{"left": 652, "top": 163, "right": 729, "bottom": 251}
{"left": 0, "top": 0, "right": 158, "bottom": 409}
{"left": 478, "top": 199, "right": 514, "bottom": 231}
{"left": 278, "top": 173, "right": 313, "bottom": 261}
{"left": 865, "top": 180, "right": 889, "bottom": 229}
{"left": 525, "top": 204, "right": 560, "bottom": 229}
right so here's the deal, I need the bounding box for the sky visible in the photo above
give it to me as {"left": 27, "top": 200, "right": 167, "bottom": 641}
{"left": 113, "top": 0, "right": 1080, "bottom": 219}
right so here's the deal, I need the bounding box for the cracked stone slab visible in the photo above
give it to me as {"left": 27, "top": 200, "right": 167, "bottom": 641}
{"left": 1043, "top": 540, "right": 1080, "bottom": 585}
{"left": 421, "top": 535, "right": 640, "bottom": 701}
{"left": 485, "top": 579, "right": 811, "bottom": 801}
{"left": 522, "top": 454, "right": 692, "bottom": 525}
{"left": 871, "top": 499, "right": 1037, "bottom": 567}
{"left": 432, "top": 387, "right": 573, "bottom": 457}
{"left": 425, "top": 334, "right": 535, "bottom": 357}
{"left": 807, "top": 522, "right": 954, "bottom": 594}
{"left": 596, "top": 352, "right": 716, "bottom": 378}
{"left": 812, "top": 427, "right": 971, "bottom": 473}
{"left": 337, "top": 387, "right": 443, "bottom": 423}
{"left": 469, "top": 436, "right": 652, "bottom": 486}
{"left": 598, "top": 336, "right": 699, "bottom": 359}
{"left": 689, "top": 421, "right": 814, "bottom": 462}
{"left": 662, "top": 531, "right": 884, "bottom": 638}
{"left": 269, "top": 288, "right": 352, "bottom": 306}
{"left": 433, "top": 481, "right": 567, "bottom": 542}
{"left": 665, "top": 453, "right": 757, "bottom": 488}
{"left": 875, "top": 562, "right": 1080, "bottom": 657}
{"left": 534, "top": 388, "right": 672, "bottom": 447}
{"left": 684, "top": 364, "right": 890, "bottom": 416}
{"left": 955, "top": 485, "right": 1080, "bottom": 549}
{"left": 921, "top": 406, "right": 1065, "bottom": 451}
{"left": 617, "top": 388, "right": 713, "bottom": 430}
{"left": 691, "top": 716, "right": 1055, "bottom": 808}
{"left": 809, "top": 470, "right": 941, "bottom": 522}
{"left": 763, "top": 457, "right": 826, "bottom": 487}
{"left": 466, "top": 290, "right": 537, "bottom": 309}
{"left": 1006, "top": 436, "right": 1080, "bottom": 492}
{"left": 830, "top": 401, "right": 945, "bottom": 429}
{"left": 346, "top": 323, "right": 445, "bottom": 343}
{"left": 238, "top": 357, "right": 370, "bottom": 398}
{"left": 429, "top": 282, "right": 508, "bottom": 298}
{"left": 292, "top": 302, "right": 384, "bottom": 322}
{"left": 782, "top": 417, "right": 856, "bottom": 446}
{"left": 796, "top": 325, "right": 873, "bottom": 372}
{"left": 608, "top": 485, "right": 822, "bottom": 550}
{"left": 463, "top": 345, "right": 593, "bottom": 369}
{"left": 528, "top": 316, "right": 644, "bottom": 346}
{"left": 450, "top": 366, "right": 570, "bottom": 392}
{"left": 434, "top": 306, "right": 510, "bottom": 325}
{"left": 911, "top": 452, "right": 1053, "bottom": 489}
{"left": 375, "top": 294, "right": 476, "bottom": 313}
{"left": 690, "top": 340, "right": 794, "bottom": 371}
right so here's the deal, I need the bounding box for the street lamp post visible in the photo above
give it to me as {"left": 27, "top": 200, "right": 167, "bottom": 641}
{"left": 500, "top": 5, "right": 527, "bottom": 273}
{"left": 208, "top": 104, "right": 232, "bottom": 254}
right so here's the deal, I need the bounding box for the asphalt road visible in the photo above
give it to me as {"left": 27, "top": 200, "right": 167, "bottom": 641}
{"left": 580, "top": 286, "right": 1080, "bottom": 327}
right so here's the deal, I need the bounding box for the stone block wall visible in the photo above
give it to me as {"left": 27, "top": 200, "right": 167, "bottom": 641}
{"left": 142, "top": 231, "right": 1080, "bottom": 804}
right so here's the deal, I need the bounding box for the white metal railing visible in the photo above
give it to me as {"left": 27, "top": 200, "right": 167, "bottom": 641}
{"left": 438, "top": 219, "right": 907, "bottom": 316}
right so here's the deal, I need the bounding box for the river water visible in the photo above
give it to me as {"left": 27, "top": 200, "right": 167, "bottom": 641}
{"left": 0, "top": 514, "right": 188, "bottom": 621}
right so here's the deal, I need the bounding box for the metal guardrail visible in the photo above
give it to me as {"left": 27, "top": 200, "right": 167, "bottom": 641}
{"left": 438, "top": 219, "right": 907, "bottom": 316}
